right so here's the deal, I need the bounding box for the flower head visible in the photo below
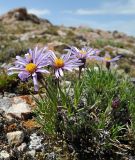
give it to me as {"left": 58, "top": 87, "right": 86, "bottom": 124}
{"left": 99, "top": 53, "right": 121, "bottom": 63}
{"left": 69, "top": 46, "right": 100, "bottom": 59}
{"left": 8, "top": 46, "right": 50, "bottom": 91}
{"left": 96, "top": 52, "right": 122, "bottom": 70}
{"left": 49, "top": 51, "right": 82, "bottom": 78}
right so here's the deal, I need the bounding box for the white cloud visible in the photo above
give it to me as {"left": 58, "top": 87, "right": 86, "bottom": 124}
{"left": 63, "top": 0, "right": 135, "bottom": 15}
{"left": 75, "top": 9, "right": 107, "bottom": 15}
{"left": 28, "top": 8, "right": 51, "bottom": 17}
{"left": 61, "top": 10, "right": 73, "bottom": 14}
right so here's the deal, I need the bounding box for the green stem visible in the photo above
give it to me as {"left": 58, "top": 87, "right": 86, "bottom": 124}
{"left": 78, "top": 67, "right": 82, "bottom": 79}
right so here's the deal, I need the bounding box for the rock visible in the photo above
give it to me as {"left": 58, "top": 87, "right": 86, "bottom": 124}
{"left": 0, "top": 8, "right": 52, "bottom": 25}
{"left": 13, "top": 96, "right": 26, "bottom": 104}
{"left": 0, "top": 150, "right": 10, "bottom": 160}
{"left": 4, "top": 92, "right": 10, "bottom": 97}
{"left": 29, "top": 133, "right": 43, "bottom": 151}
{"left": 3, "top": 92, "right": 16, "bottom": 98}
{"left": 0, "top": 97, "right": 12, "bottom": 112}
{"left": 27, "top": 150, "right": 36, "bottom": 158}
{"left": 17, "top": 143, "right": 27, "bottom": 152}
{"left": 103, "top": 45, "right": 115, "bottom": 52}
{"left": 22, "top": 119, "right": 40, "bottom": 130}
{"left": 0, "top": 94, "right": 3, "bottom": 99}
{"left": 47, "top": 152, "right": 56, "bottom": 160}
{"left": 112, "top": 30, "right": 126, "bottom": 38}
{"left": 6, "top": 101, "right": 31, "bottom": 119}
{"left": 0, "top": 108, "right": 5, "bottom": 115}
{"left": 103, "top": 45, "right": 134, "bottom": 56}
{"left": 57, "top": 30, "right": 67, "bottom": 37}
{"left": 130, "top": 78, "right": 135, "bottom": 84}
{"left": 129, "top": 156, "right": 135, "bottom": 160}
{"left": 13, "top": 96, "right": 34, "bottom": 105}
{"left": 8, "top": 93, "right": 16, "bottom": 98}
{"left": 6, "top": 131, "right": 24, "bottom": 145}
{"left": 20, "top": 33, "right": 36, "bottom": 41}
{"left": 116, "top": 48, "right": 133, "bottom": 56}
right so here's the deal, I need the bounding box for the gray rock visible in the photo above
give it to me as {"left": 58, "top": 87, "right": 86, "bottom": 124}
{"left": 8, "top": 93, "right": 16, "bottom": 98}
{"left": 0, "top": 97, "right": 12, "bottom": 112}
{"left": 104, "top": 45, "right": 133, "bottom": 56}
{"left": 0, "top": 108, "right": 5, "bottom": 115}
{"left": 29, "top": 133, "right": 43, "bottom": 151}
{"left": 47, "top": 152, "right": 56, "bottom": 160}
{"left": 0, "top": 94, "right": 3, "bottom": 98}
{"left": 7, "top": 131, "right": 24, "bottom": 145}
{"left": 27, "top": 150, "right": 36, "bottom": 158}
{"left": 3, "top": 92, "right": 16, "bottom": 98}
{"left": 4, "top": 92, "right": 9, "bottom": 97}
{"left": 13, "top": 97, "right": 26, "bottom": 104}
{"left": 0, "top": 150, "right": 10, "bottom": 160}
{"left": 131, "top": 78, "right": 135, "bottom": 84}
{"left": 20, "top": 33, "right": 30, "bottom": 41}
{"left": 129, "top": 156, "right": 135, "bottom": 160}
{"left": 6, "top": 102, "right": 31, "bottom": 119}
{"left": 0, "top": 92, "right": 3, "bottom": 98}
{"left": 17, "top": 143, "right": 27, "bottom": 151}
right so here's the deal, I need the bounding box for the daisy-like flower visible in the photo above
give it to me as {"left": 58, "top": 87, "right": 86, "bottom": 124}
{"left": 49, "top": 51, "right": 82, "bottom": 78}
{"left": 68, "top": 46, "right": 100, "bottom": 70}
{"left": 69, "top": 46, "right": 100, "bottom": 60}
{"left": 8, "top": 46, "right": 50, "bottom": 91}
{"left": 98, "top": 53, "right": 121, "bottom": 69}
{"left": 101, "top": 53, "right": 121, "bottom": 62}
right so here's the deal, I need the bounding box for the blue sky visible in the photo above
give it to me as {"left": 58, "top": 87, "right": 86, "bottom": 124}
{"left": 0, "top": 0, "right": 135, "bottom": 36}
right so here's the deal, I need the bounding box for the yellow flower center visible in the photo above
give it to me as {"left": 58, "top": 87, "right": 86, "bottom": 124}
{"left": 104, "top": 56, "right": 111, "bottom": 61}
{"left": 54, "top": 58, "right": 64, "bottom": 68}
{"left": 25, "top": 63, "right": 37, "bottom": 73}
{"left": 80, "top": 50, "right": 86, "bottom": 54}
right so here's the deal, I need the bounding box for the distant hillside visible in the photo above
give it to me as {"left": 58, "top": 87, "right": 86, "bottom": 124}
{"left": 0, "top": 8, "right": 135, "bottom": 76}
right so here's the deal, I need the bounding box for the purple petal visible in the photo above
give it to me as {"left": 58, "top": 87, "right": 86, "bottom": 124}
{"left": 18, "top": 71, "right": 30, "bottom": 81}
{"left": 109, "top": 56, "right": 121, "bottom": 62}
{"left": 36, "top": 68, "right": 50, "bottom": 74}
{"left": 55, "top": 69, "right": 60, "bottom": 78}
{"left": 32, "top": 73, "right": 38, "bottom": 91}
{"left": 37, "top": 61, "right": 50, "bottom": 68}
{"left": 63, "top": 66, "right": 73, "bottom": 72}
{"left": 16, "top": 56, "right": 27, "bottom": 63}
{"left": 25, "top": 53, "right": 32, "bottom": 63}
{"left": 49, "top": 51, "right": 57, "bottom": 60}
{"left": 88, "top": 56, "right": 103, "bottom": 61}
{"left": 15, "top": 60, "right": 27, "bottom": 66}
{"left": 61, "top": 52, "right": 71, "bottom": 62}
{"left": 29, "top": 48, "right": 34, "bottom": 62}
{"left": 8, "top": 67, "right": 25, "bottom": 71}
{"left": 59, "top": 68, "right": 64, "bottom": 77}
{"left": 36, "top": 54, "right": 50, "bottom": 66}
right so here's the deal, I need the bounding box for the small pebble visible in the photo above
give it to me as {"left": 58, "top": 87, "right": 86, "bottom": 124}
{"left": 29, "top": 133, "right": 43, "bottom": 151}
{"left": 7, "top": 131, "right": 24, "bottom": 145}
{"left": 0, "top": 150, "right": 10, "bottom": 160}
{"left": 27, "top": 150, "right": 36, "bottom": 157}
{"left": 47, "top": 152, "right": 56, "bottom": 160}
{"left": 17, "top": 143, "right": 27, "bottom": 151}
